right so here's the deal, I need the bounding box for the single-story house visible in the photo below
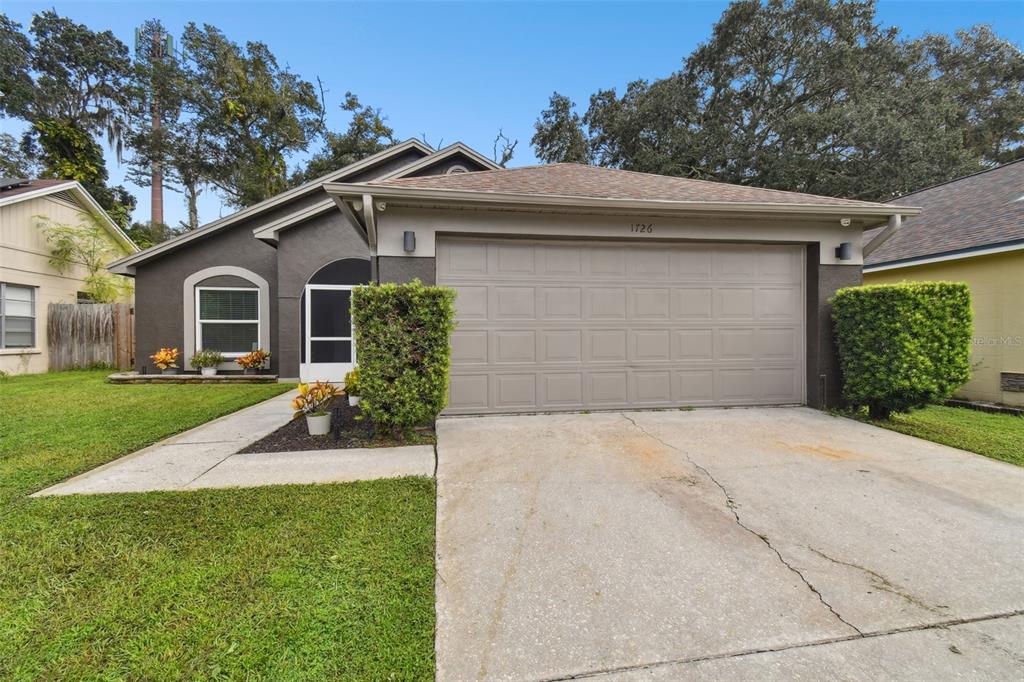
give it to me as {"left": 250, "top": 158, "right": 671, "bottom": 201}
{"left": 1, "top": 178, "right": 138, "bottom": 375}
{"left": 109, "top": 140, "right": 916, "bottom": 414}
{"left": 864, "top": 160, "right": 1023, "bottom": 407}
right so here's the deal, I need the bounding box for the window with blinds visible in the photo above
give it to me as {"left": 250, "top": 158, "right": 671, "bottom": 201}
{"left": 196, "top": 288, "right": 259, "bottom": 355}
{"left": 1, "top": 283, "right": 36, "bottom": 349}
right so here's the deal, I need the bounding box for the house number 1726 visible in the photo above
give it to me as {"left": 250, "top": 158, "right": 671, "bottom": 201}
{"left": 630, "top": 223, "right": 654, "bottom": 233}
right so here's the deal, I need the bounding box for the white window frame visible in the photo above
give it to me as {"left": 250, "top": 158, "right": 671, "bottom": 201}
{"left": 195, "top": 286, "right": 260, "bottom": 358}
{"left": 0, "top": 282, "right": 37, "bottom": 350}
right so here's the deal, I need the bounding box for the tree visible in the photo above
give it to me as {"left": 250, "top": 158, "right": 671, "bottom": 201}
{"left": 532, "top": 93, "right": 591, "bottom": 163}
{"left": 39, "top": 215, "right": 132, "bottom": 302}
{"left": 125, "top": 220, "right": 182, "bottom": 249}
{"left": 0, "top": 133, "right": 39, "bottom": 177}
{"left": 291, "top": 92, "right": 394, "bottom": 185}
{"left": 0, "top": 12, "right": 137, "bottom": 223}
{"left": 492, "top": 128, "right": 518, "bottom": 167}
{"left": 533, "top": 0, "right": 1024, "bottom": 200}
{"left": 181, "top": 23, "right": 324, "bottom": 207}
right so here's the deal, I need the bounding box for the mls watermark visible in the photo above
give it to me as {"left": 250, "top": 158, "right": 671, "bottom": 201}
{"left": 973, "top": 335, "right": 1024, "bottom": 347}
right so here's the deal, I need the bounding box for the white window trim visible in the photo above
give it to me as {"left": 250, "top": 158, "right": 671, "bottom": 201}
{"left": 304, "top": 284, "right": 356, "bottom": 366}
{"left": 181, "top": 266, "right": 270, "bottom": 372}
{"left": 0, "top": 282, "right": 36, "bottom": 350}
{"left": 195, "top": 287, "right": 261, "bottom": 358}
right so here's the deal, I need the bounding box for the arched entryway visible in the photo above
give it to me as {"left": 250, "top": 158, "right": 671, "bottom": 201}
{"left": 299, "top": 258, "right": 371, "bottom": 382}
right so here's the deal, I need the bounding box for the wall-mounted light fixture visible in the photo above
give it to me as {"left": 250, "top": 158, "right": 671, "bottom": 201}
{"left": 835, "top": 242, "right": 853, "bottom": 261}
{"left": 403, "top": 231, "right": 416, "bottom": 253}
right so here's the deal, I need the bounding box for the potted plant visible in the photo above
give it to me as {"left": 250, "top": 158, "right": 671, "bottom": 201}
{"left": 344, "top": 367, "right": 361, "bottom": 406}
{"left": 191, "top": 349, "right": 224, "bottom": 376}
{"left": 291, "top": 381, "right": 340, "bottom": 436}
{"left": 236, "top": 349, "right": 270, "bottom": 375}
{"left": 151, "top": 347, "right": 180, "bottom": 375}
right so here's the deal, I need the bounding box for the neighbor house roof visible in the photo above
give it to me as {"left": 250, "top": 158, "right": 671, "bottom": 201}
{"left": 864, "top": 160, "right": 1024, "bottom": 271}
{"left": 0, "top": 178, "right": 138, "bottom": 253}
{"left": 374, "top": 163, "right": 893, "bottom": 208}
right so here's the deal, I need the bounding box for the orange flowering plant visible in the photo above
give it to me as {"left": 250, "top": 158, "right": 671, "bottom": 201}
{"left": 150, "top": 347, "right": 179, "bottom": 370}
{"left": 236, "top": 349, "right": 270, "bottom": 369}
{"left": 291, "top": 381, "right": 341, "bottom": 418}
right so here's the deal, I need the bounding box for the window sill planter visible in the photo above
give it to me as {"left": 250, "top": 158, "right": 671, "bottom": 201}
{"left": 200, "top": 367, "right": 217, "bottom": 377}
{"left": 306, "top": 413, "right": 331, "bottom": 436}
{"left": 348, "top": 395, "right": 361, "bottom": 407}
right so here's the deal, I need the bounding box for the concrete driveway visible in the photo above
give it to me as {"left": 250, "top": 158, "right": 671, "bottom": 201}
{"left": 435, "top": 408, "right": 1024, "bottom": 681}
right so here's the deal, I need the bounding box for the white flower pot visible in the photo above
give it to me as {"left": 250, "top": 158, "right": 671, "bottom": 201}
{"left": 161, "top": 368, "right": 179, "bottom": 375}
{"left": 306, "top": 413, "right": 331, "bottom": 436}
{"left": 200, "top": 367, "right": 217, "bottom": 377}
{"left": 348, "top": 395, "right": 361, "bottom": 406}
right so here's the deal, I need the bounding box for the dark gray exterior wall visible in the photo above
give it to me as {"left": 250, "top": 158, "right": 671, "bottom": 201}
{"left": 376, "top": 256, "right": 436, "bottom": 284}
{"left": 805, "top": 243, "right": 862, "bottom": 409}
{"left": 276, "top": 210, "right": 371, "bottom": 378}
{"left": 134, "top": 221, "right": 279, "bottom": 373}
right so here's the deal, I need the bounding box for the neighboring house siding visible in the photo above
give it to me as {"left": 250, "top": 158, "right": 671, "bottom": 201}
{"left": 0, "top": 195, "right": 131, "bottom": 374}
{"left": 135, "top": 222, "right": 278, "bottom": 374}
{"left": 276, "top": 210, "right": 370, "bottom": 380}
{"left": 864, "top": 250, "right": 1024, "bottom": 406}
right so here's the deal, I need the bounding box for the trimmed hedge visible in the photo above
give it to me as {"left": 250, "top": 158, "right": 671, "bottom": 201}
{"left": 831, "top": 281, "right": 972, "bottom": 419}
{"left": 351, "top": 280, "right": 456, "bottom": 434}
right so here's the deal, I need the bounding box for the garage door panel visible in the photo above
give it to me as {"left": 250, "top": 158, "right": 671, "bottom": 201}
{"left": 673, "top": 329, "right": 714, "bottom": 360}
{"left": 589, "top": 329, "right": 628, "bottom": 362}
{"left": 539, "top": 287, "right": 582, "bottom": 319}
{"left": 631, "top": 288, "right": 671, "bottom": 319}
{"left": 439, "top": 238, "right": 804, "bottom": 414}
{"left": 451, "top": 330, "right": 488, "bottom": 364}
{"left": 541, "top": 373, "right": 584, "bottom": 407}
{"left": 540, "top": 330, "right": 582, "bottom": 363}
{"left": 673, "top": 288, "right": 714, "bottom": 318}
{"left": 493, "top": 330, "right": 536, "bottom": 363}
{"left": 494, "top": 373, "right": 537, "bottom": 409}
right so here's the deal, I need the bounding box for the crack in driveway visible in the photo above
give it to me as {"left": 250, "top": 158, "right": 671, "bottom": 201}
{"left": 540, "top": 609, "right": 1024, "bottom": 681}
{"left": 620, "top": 413, "right": 863, "bottom": 636}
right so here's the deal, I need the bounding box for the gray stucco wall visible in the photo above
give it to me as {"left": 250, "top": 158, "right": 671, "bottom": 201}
{"left": 377, "top": 256, "right": 436, "bottom": 284}
{"left": 134, "top": 223, "right": 278, "bottom": 374}
{"left": 805, "top": 243, "right": 862, "bottom": 409}
{"left": 276, "top": 210, "right": 371, "bottom": 379}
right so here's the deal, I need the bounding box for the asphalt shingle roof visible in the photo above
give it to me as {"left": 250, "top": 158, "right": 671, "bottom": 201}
{"left": 0, "top": 178, "right": 73, "bottom": 199}
{"left": 865, "top": 160, "right": 1024, "bottom": 266}
{"left": 376, "top": 163, "right": 890, "bottom": 208}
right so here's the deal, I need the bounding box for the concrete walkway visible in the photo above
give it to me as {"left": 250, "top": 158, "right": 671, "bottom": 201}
{"left": 34, "top": 392, "right": 434, "bottom": 496}
{"left": 435, "top": 407, "right": 1024, "bottom": 681}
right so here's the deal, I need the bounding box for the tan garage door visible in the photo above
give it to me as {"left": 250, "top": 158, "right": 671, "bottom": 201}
{"left": 438, "top": 237, "right": 805, "bottom": 414}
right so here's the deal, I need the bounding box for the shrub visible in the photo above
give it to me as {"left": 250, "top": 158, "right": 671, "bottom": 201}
{"left": 351, "top": 280, "right": 456, "bottom": 435}
{"left": 831, "top": 281, "right": 972, "bottom": 419}
{"left": 291, "top": 381, "right": 341, "bottom": 418}
{"left": 150, "top": 347, "right": 179, "bottom": 370}
{"left": 190, "top": 349, "right": 224, "bottom": 368}
{"left": 236, "top": 349, "right": 270, "bottom": 369}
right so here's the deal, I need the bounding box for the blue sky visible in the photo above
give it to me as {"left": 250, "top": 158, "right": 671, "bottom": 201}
{"left": 2, "top": 0, "right": 1022, "bottom": 228}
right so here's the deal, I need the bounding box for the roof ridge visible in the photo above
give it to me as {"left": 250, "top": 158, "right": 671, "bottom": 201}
{"left": 886, "top": 158, "right": 1024, "bottom": 203}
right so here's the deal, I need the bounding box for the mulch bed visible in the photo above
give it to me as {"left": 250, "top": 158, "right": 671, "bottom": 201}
{"left": 237, "top": 400, "right": 435, "bottom": 454}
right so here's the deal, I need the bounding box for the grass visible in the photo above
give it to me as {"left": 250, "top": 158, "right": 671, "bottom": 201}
{"left": 866, "top": 405, "right": 1024, "bottom": 467}
{"left": 0, "top": 370, "right": 436, "bottom": 680}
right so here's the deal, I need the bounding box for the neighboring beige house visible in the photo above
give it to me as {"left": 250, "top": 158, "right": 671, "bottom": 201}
{"left": 864, "top": 160, "right": 1023, "bottom": 407}
{"left": 0, "top": 178, "right": 138, "bottom": 374}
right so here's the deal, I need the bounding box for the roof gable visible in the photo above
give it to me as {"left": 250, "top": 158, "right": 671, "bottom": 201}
{"left": 0, "top": 179, "right": 138, "bottom": 253}
{"left": 109, "top": 138, "right": 434, "bottom": 274}
{"left": 865, "top": 160, "right": 1024, "bottom": 267}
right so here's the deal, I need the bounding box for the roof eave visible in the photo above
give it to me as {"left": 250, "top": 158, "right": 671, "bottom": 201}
{"left": 324, "top": 183, "right": 921, "bottom": 224}
{"left": 864, "top": 238, "right": 1024, "bottom": 272}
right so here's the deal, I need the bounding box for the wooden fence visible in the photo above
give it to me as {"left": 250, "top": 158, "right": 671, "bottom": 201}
{"left": 47, "top": 303, "right": 134, "bottom": 371}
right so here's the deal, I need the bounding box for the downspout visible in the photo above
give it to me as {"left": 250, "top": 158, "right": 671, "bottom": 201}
{"left": 863, "top": 214, "right": 902, "bottom": 258}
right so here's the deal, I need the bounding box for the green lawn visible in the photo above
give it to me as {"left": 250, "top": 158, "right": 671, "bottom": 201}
{"left": 0, "top": 370, "right": 436, "bottom": 680}
{"left": 868, "top": 405, "right": 1024, "bottom": 466}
